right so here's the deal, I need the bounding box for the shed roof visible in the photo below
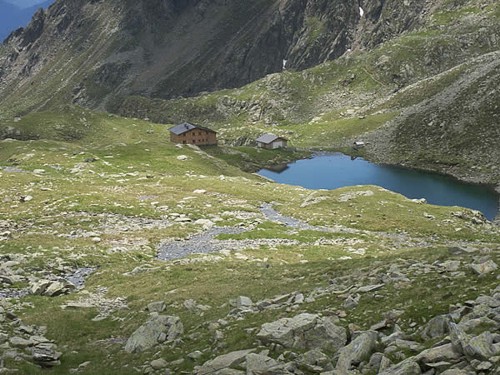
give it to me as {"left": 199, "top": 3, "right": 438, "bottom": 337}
{"left": 169, "top": 122, "right": 216, "bottom": 135}
{"left": 256, "top": 134, "right": 287, "bottom": 144}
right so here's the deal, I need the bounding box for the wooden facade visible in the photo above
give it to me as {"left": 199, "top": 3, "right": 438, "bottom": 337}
{"left": 169, "top": 123, "right": 217, "bottom": 146}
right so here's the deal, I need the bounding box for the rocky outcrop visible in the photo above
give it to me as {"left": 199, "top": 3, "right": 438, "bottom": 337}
{"left": 196, "top": 287, "right": 500, "bottom": 374}
{"left": 124, "top": 314, "right": 183, "bottom": 353}
{"left": 364, "top": 50, "right": 500, "bottom": 185}
{"left": 256, "top": 312, "right": 347, "bottom": 352}
{"left": 0, "top": 304, "right": 62, "bottom": 369}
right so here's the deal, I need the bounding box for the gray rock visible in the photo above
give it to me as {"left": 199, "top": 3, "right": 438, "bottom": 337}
{"left": 188, "top": 350, "right": 204, "bottom": 360}
{"left": 466, "top": 331, "right": 497, "bottom": 360}
{"left": 342, "top": 294, "right": 360, "bottom": 310}
{"left": 30, "top": 280, "right": 52, "bottom": 295}
{"left": 470, "top": 260, "right": 498, "bottom": 275}
{"left": 214, "top": 370, "right": 245, "bottom": 375}
{"left": 439, "top": 260, "right": 461, "bottom": 272}
{"left": 440, "top": 370, "right": 469, "bottom": 375}
{"left": 458, "top": 316, "right": 498, "bottom": 333}
{"left": 196, "top": 349, "right": 255, "bottom": 375}
{"left": 124, "top": 315, "right": 183, "bottom": 353}
{"left": 335, "top": 331, "right": 378, "bottom": 374}
{"left": 257, "top": 313, "right": 347, "bottom": 352}
{"left": 232, "top": 296, "right": 253, "bottom": 311}
{"left": 367, "top": 352, "right": 391, "bottom": 373}
{"left": 472, "top": 360, "right": 493, "bottom": 371}
{"left": 378, "top": 358, "right": 421, "bottom": 375}
{"left": 378, "top": 355, "right": 393, "bottom": 372}
{"left": 184, "top": 299, "right": 211, "bottom": 313}
{"left": 9, "top": 336, "right": 32, "bottom": 348}
{"left": 421, "top": 315, "right": 450, "bottom": 340}
{"left": 415, "top": 343, "right": 461, "bottom": 365}
{"left": 356, "top": 284, "right": 384, "bottom": 293}
{"left": 147, "top": 301, "right": 166, "bottom": 313}
{"left": 449, "top": 322, "right": 496, "bottom": 360}
{"left": 245, "top": 353, "right": 284, "bottom": 374}
{"left": 297, "top": 348, "right": 333, "bottom": 372}
{"left": 0, "top": 332, "right": 8, "bottom": 344}
{"left": 31, "top": 343, "right": 62, "bottom": 368}
{"left": 31, "top": 279, "right": 76, "bottom": 297}
{"left": 44, "top": 280, "right": 76, "bottom": 296}
{"left": 151, "top": 358, "right": 169, "bottom": 370}
{"left": 381, "top": 326, "right": 406, "bottom": 346}
{"left": 392, "top": 339, "right": 424, "bottom": 353}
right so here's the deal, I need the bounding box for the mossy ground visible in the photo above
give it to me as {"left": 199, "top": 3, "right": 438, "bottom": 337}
{"left": 0, "top": 110, "right": 498, "bottom": 374}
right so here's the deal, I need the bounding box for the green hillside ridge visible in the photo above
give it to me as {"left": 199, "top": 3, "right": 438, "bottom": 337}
{"left": 0, "top": 111, "right": 498, "bottom": 374}
{"left": 112, "top": 0, "right": 500, "bottom": 185}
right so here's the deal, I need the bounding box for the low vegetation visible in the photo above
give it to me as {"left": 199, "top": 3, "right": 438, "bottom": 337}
{"left": 0, "top": 110, "right": 498, "bottom": 374}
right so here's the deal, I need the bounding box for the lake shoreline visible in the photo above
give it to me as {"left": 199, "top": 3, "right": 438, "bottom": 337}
{"left": 259, "top": 152, "right": 500, "bottom": 222}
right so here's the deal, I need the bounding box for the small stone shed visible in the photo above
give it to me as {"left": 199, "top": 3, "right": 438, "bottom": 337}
{"left": 169, "top": 122, "right": 217, "bottom": 146}
{"left": 256, "top": 134, "right": 288, "bottom": 149}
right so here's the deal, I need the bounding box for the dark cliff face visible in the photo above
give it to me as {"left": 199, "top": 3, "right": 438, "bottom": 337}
{"left": 121, "top": 0, "right": 361, "bottom": 99}
{"left": 0, "top": 0, "right": 443, "bottom": 111}
{"left": 357, "top": 0, "right": 427, "bottom": 47}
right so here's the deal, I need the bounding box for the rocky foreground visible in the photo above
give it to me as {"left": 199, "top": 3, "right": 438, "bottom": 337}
{"left": 194, "top": 286, "right": 500, "bottom": 375}
{"left": 3, "top": 238, "right": 497, "bottom": 374}
{"left": 123, "top": 246, "right": 499, "bottom": 375}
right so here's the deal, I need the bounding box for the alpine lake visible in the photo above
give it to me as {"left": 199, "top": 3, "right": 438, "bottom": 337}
{"left": 258, "top": 153, "right": 499, "bottom": 221}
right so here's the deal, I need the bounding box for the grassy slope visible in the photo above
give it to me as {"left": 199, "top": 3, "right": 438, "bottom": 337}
{"left": 0, "top": 111, "right": 498, "bottom": 374}
{"left": 112, "top": 1, "right": 500, "bottom": 183}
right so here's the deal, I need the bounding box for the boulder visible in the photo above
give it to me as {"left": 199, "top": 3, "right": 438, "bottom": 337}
{"left": 196, "top": 349, "right": 255, "bottom": 374}
{"left": 10, "top": 336, "right": 33, "bottom": 348}
{"left": 297, "top": 348, "right": 333, "bottom": 372}
{"left": 44, "top": 280, "right": 76, "bottom": 297}
{"left": 415, "top": 343, "right": 461, "bottom": 366}
{"left": 147, "top": 301, "right": 166, "bottom": 313}
{"left": 378, "top": 358, "right": 421, "bottom": 375}
{"left": 231, "top": 296, "right": 254, "bottom": 311}
{"left": 31, "top": 343, "right": 62, "bottom": 368}
{"left": 466, "top": 332, "right": 497, "bottom": 360}
{"left": 257, "top": 313, "right": 347, "bottom": 352}
{"left": 150, "top": 358, "right": 169, "bottom": 370}
{"left": 440, "top": 370, "right": 472, "bottom": 375}
{"left": 449, "top": 322, "right": 496, "bottom": 360}
{"left": 421, "top": 315, "right": 450, "bottom": 340}
{"left": 470, "top": 260, "right": 498, "bottom": 275}
{"left": 335, "top": 331, "right": 378, "bottom": 374}
{"left": 31, "top": 279, "right": 76, "bottom": 297}
{"left": 245, "top": 353, "right": 286, "bottom": 374}
{"left": 124, "top": 314, "right": 183, "bottom": 353}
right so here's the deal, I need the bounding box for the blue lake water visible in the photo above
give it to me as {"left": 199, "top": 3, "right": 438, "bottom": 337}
{"left": 258, "top": 153, "right": 499, "bottom": 221}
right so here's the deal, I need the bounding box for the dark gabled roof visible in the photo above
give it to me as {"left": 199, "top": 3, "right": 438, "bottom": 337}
{"left": 256, "top": 133, "right": 287, "bottom": 144}
{"left": 169, "top": 122, "right": 216, "bottom": 135}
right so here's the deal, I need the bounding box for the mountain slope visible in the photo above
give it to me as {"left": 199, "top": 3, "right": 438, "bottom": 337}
{"left": 0, "top": 0, "right": 499, "bottom": 187}
{"left": 0, "top": 0, "right": 463, "bottom": 115}
{"left": 0, "top": 0, "right": 52, "bottom": 41}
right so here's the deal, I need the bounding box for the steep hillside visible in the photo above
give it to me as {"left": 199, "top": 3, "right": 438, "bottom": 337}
{"left": 365, "top": 51, "right": 500, "bottom": 185}
{"left": 0, "top": 0, "right": 474, "bottom": 115}
{"left": 0, "top": 0, "right": 52, "bottom": 41}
